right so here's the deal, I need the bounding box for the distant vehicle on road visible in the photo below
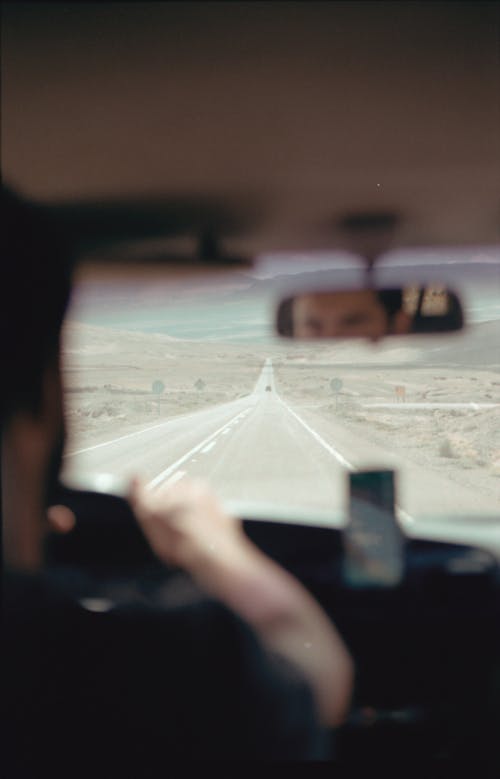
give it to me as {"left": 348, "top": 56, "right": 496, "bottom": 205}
{"left": 265, "top": 385, "right": 272, "bottom": 392}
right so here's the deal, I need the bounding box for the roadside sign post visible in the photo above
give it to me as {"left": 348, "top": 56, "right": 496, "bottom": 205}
{"left": 152, "top": 380, "right": 165, "bottom": 416}
{"left": 330, "top": 378, "right": 343, "bottom": 411}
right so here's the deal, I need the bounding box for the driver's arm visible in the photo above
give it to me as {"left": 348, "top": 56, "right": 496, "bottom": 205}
{"left": 129, "top": 477, "right": 354, "bottom": 728}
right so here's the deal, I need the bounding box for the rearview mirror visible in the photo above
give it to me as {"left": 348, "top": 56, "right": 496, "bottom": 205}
{"left": 276, "top": 285, "right": 464, "bottom": 341}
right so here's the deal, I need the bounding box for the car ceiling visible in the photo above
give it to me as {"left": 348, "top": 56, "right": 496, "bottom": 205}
{"left": 2, "top": 1, "right": 500, "bottom": 259}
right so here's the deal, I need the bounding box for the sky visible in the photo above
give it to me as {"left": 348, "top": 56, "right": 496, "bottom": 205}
{"left": 67, "top": 248, "right": 500, "bottom": 340}
{"left": 253, "top": 248, "right": 500, "bottom": 278}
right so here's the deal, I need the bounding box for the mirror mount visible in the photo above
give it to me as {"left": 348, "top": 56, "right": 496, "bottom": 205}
{"left": 336, "top": 211, "right": 402, "bottom": 275}
{"left": 364, "top": 256, "right": 377, "bottom": 287}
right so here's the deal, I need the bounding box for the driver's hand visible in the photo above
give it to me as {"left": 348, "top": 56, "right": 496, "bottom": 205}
{"left": 128, "top": 476, "right": 245, "bottom": 571}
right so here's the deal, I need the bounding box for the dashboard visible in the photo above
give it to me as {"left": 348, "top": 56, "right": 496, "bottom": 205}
{"left": 46, "top": 485, "right": 500, "bottom": 768}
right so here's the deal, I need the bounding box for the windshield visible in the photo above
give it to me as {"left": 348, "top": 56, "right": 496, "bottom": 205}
{"left": 61, "top": 249, "right": 500, "bottom": 529}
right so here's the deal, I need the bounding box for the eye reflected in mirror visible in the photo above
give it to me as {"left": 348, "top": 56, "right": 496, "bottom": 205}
{"left": 276, "top": 285, "right": 464, "bottom": 341}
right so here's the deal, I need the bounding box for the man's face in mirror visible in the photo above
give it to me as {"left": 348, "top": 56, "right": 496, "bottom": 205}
{"left": 292, "top": 290, "right": 391, "bottom": 341}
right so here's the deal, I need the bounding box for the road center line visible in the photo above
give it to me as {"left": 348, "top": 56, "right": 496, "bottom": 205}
{"left": 147, "top": 409, "right": 244, "bottom": 490}
{"left": 65, "top": 399, "right": 254, "bottom": 457}
{"left": 165, "top": 470, "right": 186, "bottom": 486}
{"left": 201, "top": 441, "right": 217, "bottom": 454}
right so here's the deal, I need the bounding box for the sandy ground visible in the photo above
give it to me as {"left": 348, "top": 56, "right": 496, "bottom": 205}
{"left": 63, "top": 321, "right": 284, "bottom": 449}
{"left": 62, "top": 321, "right": 500, "bottom": 510}
{"left": 273, "top": 364, "right": 500, "bottom": 505}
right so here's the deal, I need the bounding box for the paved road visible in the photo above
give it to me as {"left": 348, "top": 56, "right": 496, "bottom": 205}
{"left": 63, "top": 359, "right": 499, "bottom": 538}
{"left": 64, "top": 359, "right": 350, "bottom": 517}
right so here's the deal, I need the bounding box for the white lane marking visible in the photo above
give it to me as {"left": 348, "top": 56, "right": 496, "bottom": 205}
{"left": 66, "top": 418, "right": 179, "bottom": 456}
{"left": 279, "top": 398, "right": 354, "bottom": 470}
{"left": 222, "top": 429, "right": 231, "bottom": 435}
{"left": 280, "top": 399, "right": 417, "bottom": 525}
{"left": 270, "top": 360, "right": 419, "bottom": 527}
{"left": 201, "top": 441, "right": 217, "bottom": 454}
{"left": 65, "top": 396, "right": 258, "bottom": 457}
{"left": 275, "top": 394, "right": 417, "bottom": 525}
{"left": 147, "top": 409, "right": 245, "bottom": 490}
{"left": 165, "top": 470, "right": 186, "bottom": 486}
{"left": 396, "top": 506, "right": 415, "bottom": 525}
{"left": 68, "top": 361, "right": 264, "bottom": 457}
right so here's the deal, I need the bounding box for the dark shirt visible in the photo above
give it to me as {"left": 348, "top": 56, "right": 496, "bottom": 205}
{"left": 2, "top": 568, "right": 328, "bottom": 771}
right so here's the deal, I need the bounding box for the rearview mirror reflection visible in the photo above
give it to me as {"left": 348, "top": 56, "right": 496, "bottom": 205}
{"left": 276, "top": 286, "right": 464, "bottom": 341}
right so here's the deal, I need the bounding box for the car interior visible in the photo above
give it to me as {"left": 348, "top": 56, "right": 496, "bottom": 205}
{"left": 2, "top": 1, "right": 500, "bottom": 770}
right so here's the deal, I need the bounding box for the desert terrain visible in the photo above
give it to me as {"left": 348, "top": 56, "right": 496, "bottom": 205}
{"left": 62, "top": 316, "right": 499, "bottom": 520}
{"left": 63, "top": 320, "right": 275, "bottom": 449}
